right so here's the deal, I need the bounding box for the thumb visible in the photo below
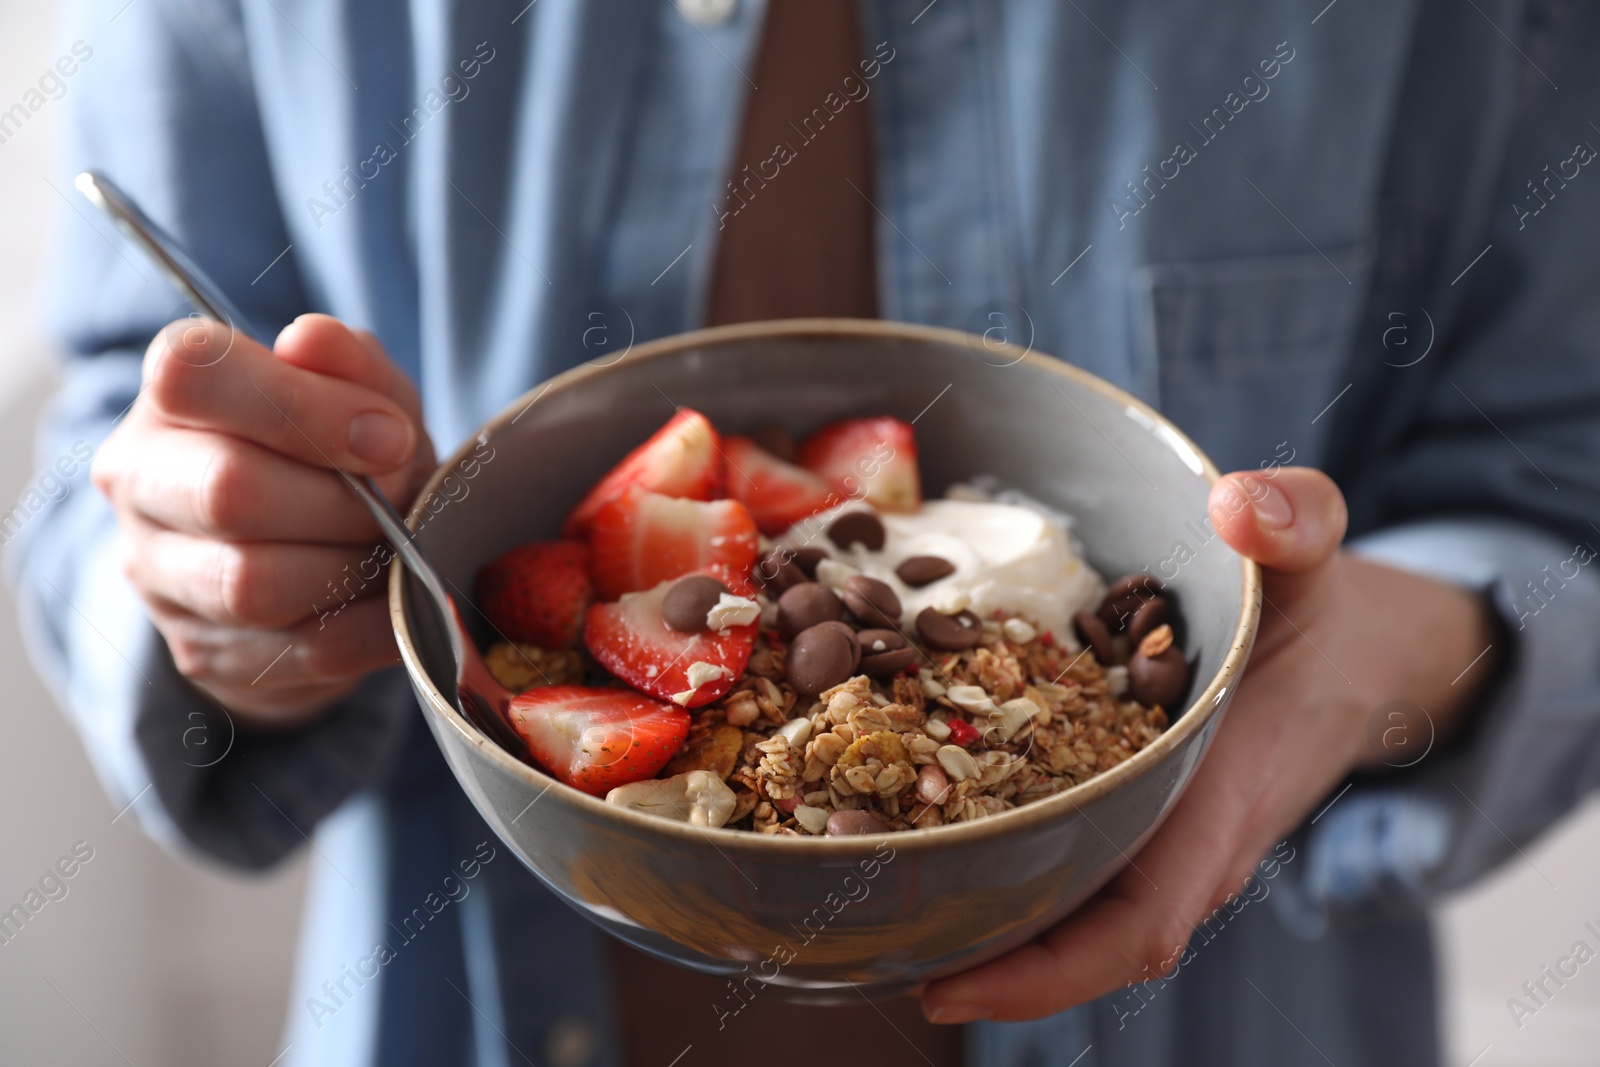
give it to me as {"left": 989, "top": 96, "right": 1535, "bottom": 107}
{"left": 1207, "top": 467, "right": 1347, "bottom": 573}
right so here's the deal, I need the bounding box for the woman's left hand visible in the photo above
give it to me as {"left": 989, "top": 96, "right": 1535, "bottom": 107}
{"left": 920, "top": 466, "right": 1499, "bottom": 1024}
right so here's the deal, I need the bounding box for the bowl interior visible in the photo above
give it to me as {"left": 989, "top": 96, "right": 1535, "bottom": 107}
{"left": 399, "top": 321, "right": 1252, "bottom": 817}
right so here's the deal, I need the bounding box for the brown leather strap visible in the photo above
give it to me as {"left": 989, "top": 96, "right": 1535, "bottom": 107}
{"left": 706, "top": 0, "right": 879, "bottom": 324}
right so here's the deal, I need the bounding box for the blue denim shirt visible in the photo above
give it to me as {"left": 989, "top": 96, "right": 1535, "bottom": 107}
{"left": 18, "top": 1, "right": 1600, "bottom": 1065}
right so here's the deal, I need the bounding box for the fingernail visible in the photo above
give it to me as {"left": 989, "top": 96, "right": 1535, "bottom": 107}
{"left": 1248, "top": 477, "right": 1293, "bottom": 529}
{"left": 348, "top": 411, "right": 411, "bottom": 466}
{"left": 926, "top": 1003, "right": 994, "bottom": 1025}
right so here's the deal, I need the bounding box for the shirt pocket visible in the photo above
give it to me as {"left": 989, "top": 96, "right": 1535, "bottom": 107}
{"left": 1130, "top": 247, "right": 1371, "bottom": 472}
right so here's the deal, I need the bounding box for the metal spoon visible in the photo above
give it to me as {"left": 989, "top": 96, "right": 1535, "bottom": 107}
{"left": 75, "top": 171, "right": 521, "bottom": 754}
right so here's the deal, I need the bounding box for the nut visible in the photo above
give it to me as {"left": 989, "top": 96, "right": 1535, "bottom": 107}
{"left": 777, "top": 717, "right": 813, "bottom": 747}
{"left": 917, "top": 764, "right": 950, "bottom": 805}
{"left": 944, "top": 685, "right": 998, "bottom": 715}
{"left": 1137, "top": 624, "right": 1174, "bottom": 658}
{"left": 605, "top": 771, "right": 737, "bottom": 828}
{"left": 1002, "top": 617, "right": 1037, "bottom": 644}
{"left": 707, "top": 593, "right": 761, "bottom": 630}
{"left": 793, "top": 805, "right": 831, "bottom": 834}
{"left": 723, "top": 690, "right": 761, "bottom": 726}
{"left": 991, "top": 698, "right": 1037, "bottom": 741}
{"left": 936, "top": 744, "right": 982, "bottom": 782}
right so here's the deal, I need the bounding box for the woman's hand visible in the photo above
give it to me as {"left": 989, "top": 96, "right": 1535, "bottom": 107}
{"left": 92, "top": 314, "right": 436, "bottom": 728}
{"left": 920, "top": 467, "right": 1499, "bottom": 1023}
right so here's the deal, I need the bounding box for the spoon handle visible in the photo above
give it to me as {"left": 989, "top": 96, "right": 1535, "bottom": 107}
{"left": 74, "top": 171, "right": 460, "bottom": 655}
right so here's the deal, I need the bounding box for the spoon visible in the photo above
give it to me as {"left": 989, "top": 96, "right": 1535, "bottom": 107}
{"left": 74, "top": 171, "right": 522, "bottom": 755}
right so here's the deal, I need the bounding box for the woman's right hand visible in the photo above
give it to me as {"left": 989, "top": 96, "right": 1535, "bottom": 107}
{"left": 92, "top": 314, "right": 436, "bottom": 726}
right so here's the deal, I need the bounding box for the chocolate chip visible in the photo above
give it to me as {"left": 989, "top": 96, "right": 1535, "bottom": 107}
{"left": 662, "top": 575, "right": 730, "bottom": 633}
{"left": 855, "top": 628, "right": 914, "bottom": 677}
{"left": 1128, "top": 647, "right": 1189, "bottom": 709}
{"left": 751, "top": 549, "right": 804, "bottom": 594}
{"left": 860, "top": 647, "right": 917, "bottom": 677}
{"left": 895, "top": 555, "right": 955, "bottom": 587}
{"left": 1125, "top": 596, "right": 1170, "bottom": 647}
{"left": 1105, "top": 572, "right": 1164, "bottom": 602}
{"left": 791, "top": 547, "right": 828, "bottom": 578}
{"left": 786, "top": 622, "right": 861, "bottom": 697}
{"left": 825, "top": 809, "right": 889, "bottom": 835}
{"left": 841, "top": 575, "right": 902, "bottom": 629}
{"left": 827, "top": 511, "right": 886, "bottom": 552}
{"left": 813, "top": 620, "right": 862, "bottom": 671}
{"left": 776, "top": 582, "right": 844, "bottom": 639}
{"left": 1098, "top": 573, "right": 1164, "bottom": 631}
{"left": 1072, "top": 611, "right": 1116, "bottom": 665}
{"left": 916, "top": 607, "right": 983, "bottom": 651}
{"left": 855, "top": 628, "right": 907, "bottom": 654}
{"left": 750, "top": 423, "right": 797, "bottom": 462}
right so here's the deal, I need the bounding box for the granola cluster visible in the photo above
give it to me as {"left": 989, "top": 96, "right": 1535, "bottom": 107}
{"left": 493, "top": 614, "right": 1172, "bottom": 835}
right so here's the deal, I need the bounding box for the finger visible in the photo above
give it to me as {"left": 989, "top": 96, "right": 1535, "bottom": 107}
{"left": 151, "top": 596, "right": 399, "bottom": 697}
{"left": 142, "top": 318, "right": 418, "bottom": 474}
{"left": 921, "top": 773, "right": 1251, "bottom": 1023}
{"left": 273, "top": 315, "right": 423, "bottom": 419}
{"left": 123, "top": 518, "right": 388, "bottom": 629}
{"left": 1207, "top": 467, "right": 1347, "bottom": 573}
{"left": 108, "top": 424, "right": 385, "bottom": 543}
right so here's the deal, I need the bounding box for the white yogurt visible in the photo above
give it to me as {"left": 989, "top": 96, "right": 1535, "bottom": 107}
{"left": 779, "top": 494, "right": 1105, "bottom": 643}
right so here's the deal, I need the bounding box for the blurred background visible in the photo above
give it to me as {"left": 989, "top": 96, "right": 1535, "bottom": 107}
{"left": 1, "top": 4, "right": 1597, "bottom": 1065}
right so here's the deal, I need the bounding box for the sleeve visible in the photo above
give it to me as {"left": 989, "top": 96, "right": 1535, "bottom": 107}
{"left": 7, "top": 0, "right": 410, "bottom": 870}
{"left": 1270, "top": 5, "right": 1600, "bottom": 934}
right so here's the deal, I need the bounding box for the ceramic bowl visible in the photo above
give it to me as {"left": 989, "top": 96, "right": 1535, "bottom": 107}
{"left": 388, "top": 319, "right": 1259, "bottom": 997}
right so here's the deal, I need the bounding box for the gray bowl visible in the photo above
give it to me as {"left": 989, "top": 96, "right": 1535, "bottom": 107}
{"left": 388, "top": 319, "right": 1260, "bottom": 997}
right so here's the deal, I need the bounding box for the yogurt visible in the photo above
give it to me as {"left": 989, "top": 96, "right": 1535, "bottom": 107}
{"left": 778, "top": 493, "right": 1105, "bottom": 644}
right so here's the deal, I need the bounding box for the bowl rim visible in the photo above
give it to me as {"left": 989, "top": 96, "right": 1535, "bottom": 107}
{"left": 389, "top": 317, "right": 1262, "bottom": 856}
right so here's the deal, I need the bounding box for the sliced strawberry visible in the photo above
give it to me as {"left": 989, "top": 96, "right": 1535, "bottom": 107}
{"left": 475, "top": 540, "right": 593, "bottom": 648}
{"left": 562, "top": 409, "right": 725, "bottom": 537}
{"left": 724, "top": 435, "right": 838, "bottom": 535}
{"left": 584, "top": 564, "right": 757, "bottom": 708}
{"left": 587, "top": 488, "right": 760, "bottom": 600}
{"left": 509, "top": 685, "right": 690, "bottom": 796}
{"left": 797, "top": 416, "right": 921, "bottom": 512}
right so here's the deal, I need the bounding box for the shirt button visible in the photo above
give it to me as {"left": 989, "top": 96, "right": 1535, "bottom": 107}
{"left": 677, "top": 0, "right": 738, "bottom": 26}
{"left": 544, "top": 1017, "right": 598, "bottom": 1067}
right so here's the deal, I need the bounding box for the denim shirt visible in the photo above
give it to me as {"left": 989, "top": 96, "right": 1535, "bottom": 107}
{"left": 18, "top": 1, "right": 1600, "bottom": 1065}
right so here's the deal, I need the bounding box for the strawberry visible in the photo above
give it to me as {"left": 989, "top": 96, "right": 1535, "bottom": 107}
{"left": 475, "top": 540, "right": 593, "bottom": 648}
{"left": 509, "top": 685, "right": 690, "bottom": 796}
{"left": 587, "top": 488, "right": 760, "bottom": 600}
{"left": 724, "top": 435, "right": 838, "bottom": 535}
{"left": 562, "top": 408, "right": 725, "bottom": 537}
{"left": 797, "top": 416, "right": 921, "bottom": 512}
{"left": 584, "top": 564, "right": 757, "bottom": 708}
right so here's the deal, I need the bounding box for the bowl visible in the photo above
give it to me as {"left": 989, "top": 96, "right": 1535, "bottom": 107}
{"left": 388, "top": 319, "right": 1260, "bottom": 997}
